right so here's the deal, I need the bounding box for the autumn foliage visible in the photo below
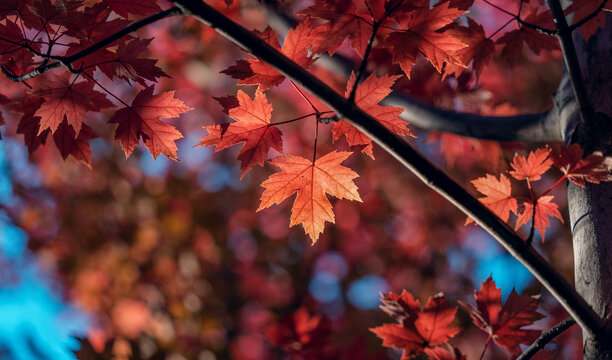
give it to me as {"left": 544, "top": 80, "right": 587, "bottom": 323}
{"left": 0, "top": 0, "right": 611, "bottom": 359}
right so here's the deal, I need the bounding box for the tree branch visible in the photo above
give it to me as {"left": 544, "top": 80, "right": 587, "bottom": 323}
{"left": 548, "top": 0, "right": 597, "bottom": 124}
{"left": 1, "top": 6, "right": 181, "bottom": 82}
{"left": 170, "top": 0, "right": 604, "bottom": 334}
{"left": 516, "top": 317, "right": 576, "bottom": 360}
{"left": 262, "top": 3, "right": 564, "bottom": 143}
{"left": 387, "top": 94, "right": 562, "bottom": 142}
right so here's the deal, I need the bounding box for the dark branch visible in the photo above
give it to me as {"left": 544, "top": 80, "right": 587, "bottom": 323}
{"left": 263, "top": 3, "right": 563, "bottom": 143}
{"left": 2, "top": 6, "right": 181, "bottom": 82}
{"left": 548, "top": 0, "right": 597, "bottom": 124}
{"left": 388, "top": 94, "right": 562, "bottom": 142}
{"left": 516, "top": 317, "right": 576, "bottom": 360}
{"left": 170, "top": 0, "right": 605, "bottom": 333}
{"left": 570, "top": 0, "right": 609, "bottom": 31}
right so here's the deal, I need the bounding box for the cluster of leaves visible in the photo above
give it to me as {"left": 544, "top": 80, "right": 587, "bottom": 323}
{"left": 371, "top": 277, "right": 545, "bottom": 359}
{"left": 471, "top": 145, "right": 610, "bottom": 242}
{"left": 0, "top": 0, "right": 193, "bottom": 166}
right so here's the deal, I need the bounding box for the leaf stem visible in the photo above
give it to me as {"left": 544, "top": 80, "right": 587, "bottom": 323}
{"left": 479, "top": 336, "right": 492, "bottom": 360}
{"left": 82, "top": 72, "right": 130, "bottom": 108}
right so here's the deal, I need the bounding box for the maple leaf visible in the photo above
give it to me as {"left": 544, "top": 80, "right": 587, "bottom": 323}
{"left": 551, "top": 144, "right": 611, "bottom": 186}
{"left": 515, "top": 195, "right": 563, "bottom": 241}
{"left": 333, "top": 73, "right": 414, "bottom": 158}
{"left": 222, "top": 22, "right": 316, "bottom": 90}
{"left": 26, "top": 0, "right": 81, "bottom": 29}
{"left": 197, "top": 89, "right": 283, "bottom": 178}
{"left": 63, "top": 3, "right": 130, "bottom": 42}
{"left": 459, "top": 276, "right": 543, "bottom": 355}
{"left": 53, "top": 120, "right": 98, "bottom": 168}
{"left": 371, "top": 291, "right": 460, "bottom": 359}
{"left": 33, "top": 75, "right": 113, "bottom": 135}
{"left": 497, "top": 10, "right": 559, "bottom": 65}
{"left": 470, "top": 174, "right": 517, "bottom": 222}
{"left": 257, "top": 151, "right": 362, "bottom": 243}
{"left": 509, "top": 148, "right": 553, "bottom": 181}
{"left": 384, "top": 2, "right": 468, "bottom": 76}
{"left": 104, "top": 0, "right": 162, "bottom": 18}
{"left": 98, "top": 38, "right": 169, "bottom": 86}
{"left": 567, "top": 0, "right": 607, "bottom": 40}
{"left": 266, "top": 307, "right": 331, "bottom": 356}
{"left": 108, "top": 86, "right": 192, "bottom": 160}
{"left": 443, "top": 18, "right": 495, "bottom": 78}
{"left": 16, "top": 97, "right": 50, "bottom": 153}
{"left": 301, "top": 0, "right": 375, "bottom": 57}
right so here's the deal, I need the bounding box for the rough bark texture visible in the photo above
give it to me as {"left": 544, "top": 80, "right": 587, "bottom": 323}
{"left": 568, "top": 13, "right": 612, "bottom": 359}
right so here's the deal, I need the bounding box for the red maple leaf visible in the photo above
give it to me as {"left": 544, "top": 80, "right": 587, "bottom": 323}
{"left": 63, "top": 3, "right": 131, "bottom": 42}
{"left": 384, "top": 1, "right": 467, "bottom": 77}
{"left": 333, "top": 73, "right": 414, "bottom": 158}
{"left": 551, "top": 144, "right": 611, "bottom": 186}
{"left": 515, "top": 195, "right": 563, "bottom": 241}
{"left": 33, "top": 75, "right": 113, "bottom": 135}
{"left": 104, "top": 0, "right": 162, "bottom": 18}
{"left": 459, "top": 276, "right": 543, "bottom": 356}
{"left": 222, "top": 22, "right": 316, "bottom": 90}
{"left": 300, "top": 0, "right": 385, "bottom": 58}
{"left": 197, "top": 89, "right": 283, "bottom": 178}
{"left": 98, "top": 38, "right": 169, "bottom": 86}
{"left": 16, "top": 97, "right": 49, "bottom": 153}
{"left": 52, "top": 120, "right": 98, "bottom": 167}
{"left": 443, "top": 18, "right": 495, "bottom": 78}
{"left": 266, "top": 307, "right": 332, "bottom": 358}
{"left": 509, "top": 148, "right": 553, "bottom": 181}
{"left": 108, "top": 86, "right": 192, "bottom": 160}
{"left": 257, "top": 151, "right": 362, "bottom": 243}
{"left": 471, "top": 174, "right": 517, "bottom": 222}
{"left": 497, "top": 10, "right": 559, "bottom": 65}
{"left": 370, "top": 290, "right": 460, "bottom": 359}
{"left": 567, "top": 0, "right": 607, "bottom": 41}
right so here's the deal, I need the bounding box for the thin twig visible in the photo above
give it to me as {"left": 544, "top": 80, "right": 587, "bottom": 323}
{"left": 481, "top": 0, "right": 557, "bottom": 35}
{"left": 570, "top": 0, "right": 609, "bottom": 31}
{"left": 516, "top": 317, "right": 576, "bottom": 360}
{"left": 171, "top": 0, "right": 604, "bottom": 334}
{"left": 2, "top": 7, "right": 181, "bottom": 82}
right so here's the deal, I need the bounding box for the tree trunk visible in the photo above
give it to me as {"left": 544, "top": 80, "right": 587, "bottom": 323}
{"left": 567, "top": 13, "right": 612, "bottom": 359}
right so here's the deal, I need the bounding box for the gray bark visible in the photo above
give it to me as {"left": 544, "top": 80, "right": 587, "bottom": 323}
{"left": 568, "top": 12, "right": 612, "bottom": 359}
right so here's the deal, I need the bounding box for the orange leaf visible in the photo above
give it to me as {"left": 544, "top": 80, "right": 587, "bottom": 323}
{"left": 198, "top": 89, "right": 283, "bottom": 178}
{"left": 509, "top": 148, "right": 553, "bottom": 181}
{"left": 333, "top": 73, "right": 413, "bottom": 158}
{"left": 222, "top": 22, "right": 316, "bottom": 90}
{"left": 471, "top": 174, "right": 517, "bottom": 222}
{"left": 257, "top": 151, "right": 361, "bottom": 243}
{"left": 515, "top": 195, "right": 563, "bottom": 241}
{"left": 385, "top": 2, "right": 467, "bottom": 76}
